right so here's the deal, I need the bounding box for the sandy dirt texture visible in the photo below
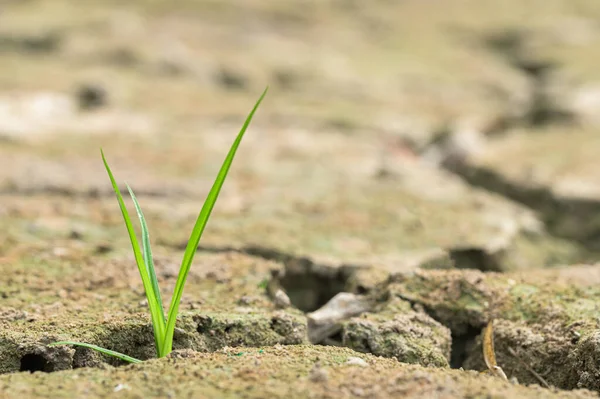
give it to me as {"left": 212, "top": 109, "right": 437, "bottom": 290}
{"left": 1, "top": 346, "right": 598, "bottom": 399}
{"left": 3, "top": 0, "right": 600, "bottom": 398}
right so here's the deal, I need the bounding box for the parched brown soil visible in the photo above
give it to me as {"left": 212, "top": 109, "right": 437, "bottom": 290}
{"left": 3, "top": 0, "right": 600, "bottom": 398}
{"left": 2, "top": 346, "right": 598, "bottom": 399}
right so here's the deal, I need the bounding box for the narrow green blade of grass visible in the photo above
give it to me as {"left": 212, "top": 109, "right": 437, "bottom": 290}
{"left": 127, "top": 184, "right": 166, "bottom": 328}
{"left": 49, "top": 341, "right": 142, "bottom": 364}
{"left": 101, "top": 151, "right": 166, "bottom": 348}
{"left": 161, "top": 87, "right": 268, "bottom": 356}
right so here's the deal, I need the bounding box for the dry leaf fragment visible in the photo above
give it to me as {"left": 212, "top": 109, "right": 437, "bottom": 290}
{"left": 482, "top": 320, "right": 508, "bottom": 380}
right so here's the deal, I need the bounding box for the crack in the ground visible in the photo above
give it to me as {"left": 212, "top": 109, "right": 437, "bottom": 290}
{"left": 449, "top": 326, "right": 481, "bottom": 369}
{"left": 446, "top": 161, "right": 600, "bottom": 253}
{"left": 0, "top": 186, "right": 192, "bottom": 199}
{"left": 393, "top": 291, "right": 484, "bottom": 370}
{"left": 20, "top": 353, "right": 53, "bottom": 373}
{"left": 482, "top": 28, "right": 576, "bottom": 129}
{"left": 193, "top": 244, "right": 365, "bottom": 312}
{"left": 414, "top": 29, "right": 600, "bottom": 257}
{"left": 1, "top": 310, "right": 308, "bottom": 374}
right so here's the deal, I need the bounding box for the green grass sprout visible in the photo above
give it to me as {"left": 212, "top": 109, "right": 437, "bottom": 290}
{"left": 50, "top": 87, "right": 268, "bottom": 363}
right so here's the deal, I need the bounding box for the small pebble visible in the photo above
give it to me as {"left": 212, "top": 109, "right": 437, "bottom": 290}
{"left": 345, "top": 357, "right": 368, "bottom": 367}
{"left": 113, "top": 384, "right": 130, "bottom": 392}
{"left": 274, "top": 289, "right": 291, "bottom": 309}
{"left": 309, "top": 362, "right": 328, "bottom": 383}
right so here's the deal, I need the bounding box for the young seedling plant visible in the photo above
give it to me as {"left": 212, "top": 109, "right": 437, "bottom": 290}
{"left": 49, "top": 88, "right": 268, "bottom": 364}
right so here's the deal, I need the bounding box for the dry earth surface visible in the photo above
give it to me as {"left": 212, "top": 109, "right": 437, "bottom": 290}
{"left": 3, "top": 0, "right": 600, "bottom": 398}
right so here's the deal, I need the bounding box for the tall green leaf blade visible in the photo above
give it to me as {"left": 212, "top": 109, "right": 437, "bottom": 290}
{"left": 49, "top": 341, "right": 142, "bottom": 364}
{"left": 127, "top": 184, "right": 166, "bottom": 327}
{"left": 101, "top": 151, "right": 166, "bottom": 350}
{"left": 161, "top": 87, "right": 268, "bottom": 355}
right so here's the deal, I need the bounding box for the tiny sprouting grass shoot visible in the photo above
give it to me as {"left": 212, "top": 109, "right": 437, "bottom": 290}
{"left": 49, "top": 87, "right": 268, "bottom": 363}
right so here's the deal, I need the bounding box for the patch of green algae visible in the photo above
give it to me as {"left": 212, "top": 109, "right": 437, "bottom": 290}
{"left": 0, "top": 346, "right": 595, "bottom": 399}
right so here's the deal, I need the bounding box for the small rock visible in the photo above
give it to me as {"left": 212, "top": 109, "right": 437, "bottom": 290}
{"left": 345, "top": 357, "right": 368, "bottom": 367}
{"left": 237, "top": 295, "right": 254, "bottom": 306}
{"left": 307, "top": 292, "right": 373, "bottom": 343}
{"left": 113, "top": 384, "right": 130, "bottom": 392}
{"left": 273, "top": 289, "right": 291, "bottom": 309}
{"left": 168, "top": 349, "right": 197, "bottom": 359}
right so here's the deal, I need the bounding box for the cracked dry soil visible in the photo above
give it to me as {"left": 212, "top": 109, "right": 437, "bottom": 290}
{"left": 3, "top": 0, "right": 600, "bottom": 398}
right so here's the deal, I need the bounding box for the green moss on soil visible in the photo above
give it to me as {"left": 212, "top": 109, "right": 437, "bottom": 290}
{"left": 340, "top": 298, "right": 451, "bottom": 368}
{"left": 388, "top": 269, "right": 600, "bottom": 390}
{"left": 390, "top": 269, "right": 600, "bottom": 333}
